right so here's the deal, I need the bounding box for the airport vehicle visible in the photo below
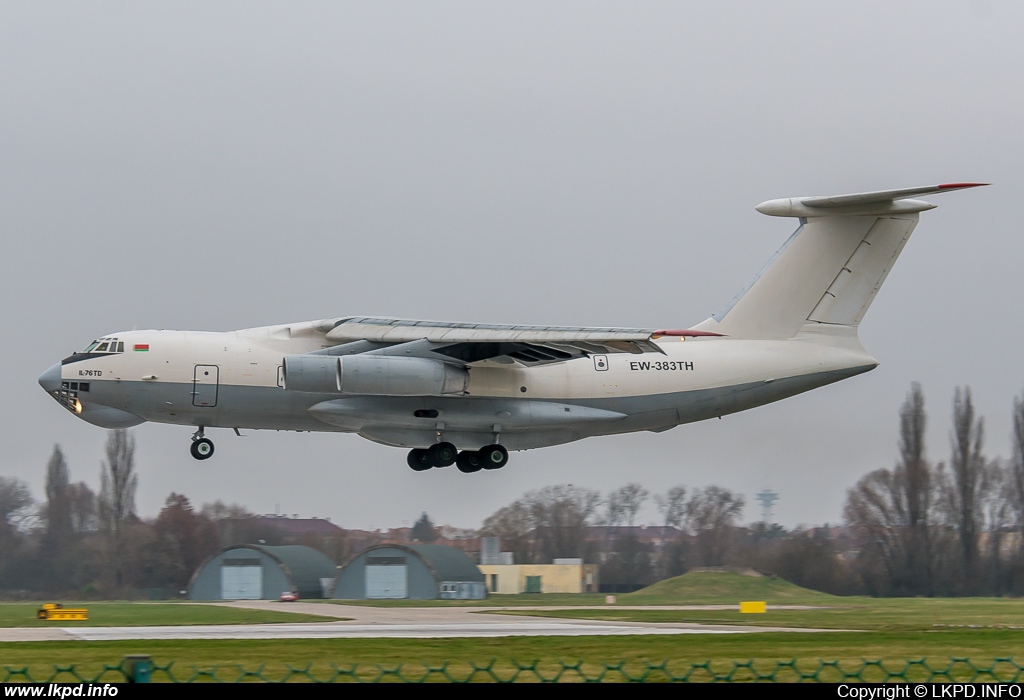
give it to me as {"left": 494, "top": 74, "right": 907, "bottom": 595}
{"left": 38, "top": 183, "right": 983, "bottom": 472}
{"left": 36, "top": 603, "right": 89, "bottom": 621}
{"left": 279, "top": 591, "right": 298, "bottom": 603}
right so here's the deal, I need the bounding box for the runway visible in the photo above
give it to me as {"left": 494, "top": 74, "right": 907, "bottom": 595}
{"left": 56, "top": 620, "right": 764, "bottom": 641}
{"left": 0, "top": 601, "right": 835, "bottom": 642}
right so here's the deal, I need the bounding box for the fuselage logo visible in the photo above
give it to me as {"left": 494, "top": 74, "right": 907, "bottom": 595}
{"left": 593, "top": 355, "right": 609, "bottom": 371}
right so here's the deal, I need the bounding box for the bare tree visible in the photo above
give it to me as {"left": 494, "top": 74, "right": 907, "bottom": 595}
{"left": 480, "top": 499, "right": 535, "bottom": 564}
{"left": 844, "top": 468, "right": 916, "bottom": 594}
{"left": 523, "top": 484, "right": 600, "bottom": 561}
{"left": 98, "top": 429, "right": 138, "bottom": 587}
{"left": 200, "top": 500, "right": 254, "bottom": 520}
{"left": 44, "top": 445, "right": 72, "bottom": 546}
{"left": 151, "top": 493, "right": 220, "bottom": 589}
{"left": 0, "top": 476, "right": 33, "bottom": 589}
{"left": 684, "top": 486, "right": 744, "bottom": 566}
{"left": 945, "top": 386, "right": 987, "bottom": 590}
{"left": 0, "top": 477, "right": 33, "bottom": 528}
{"left": 608, "top": 483, "right": 649, "bottom": 528}
{"left": 605, "top": 492, "right": 625, "bottom": 527}
{"left": 900, "top": 384, "right": 930, "bottom": 527}
{"left": 68, "top": 482, "right": 97, "bottom": 533}
{"left": 898, "top": 382, "right": 934, "bottom": 594}
{"left": 981, "top": 460, "right": 1012, "bottom": 593}
{"left": 655, "top": 485, "right": 688, "bottom": 529}
{"left": 1010, "top": 391, "right": 1024, "bottom": 561}
{"left": 601, "top": 484, "right": 652, "bottom": 589}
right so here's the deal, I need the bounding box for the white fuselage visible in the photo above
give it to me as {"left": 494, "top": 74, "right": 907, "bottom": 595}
{"left": 42, "top": 321, "right": 877, "bottom": 451}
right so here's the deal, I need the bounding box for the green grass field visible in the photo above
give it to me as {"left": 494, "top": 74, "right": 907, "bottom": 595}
{"left": 493, "top": 598, "right": 1024, "bottom": 631}
{"left": 3, "top": 572, "right": 1024, "bottom": 681}
{"left": 481, "top": 571, "right": 1024, "bottom": 632}
{"left": 0, "top": 602, "right": 336, "bottom": 627}
{"left": 620, "top": 569, "right": 838, "bottom": 605}
{"left": 487, "top": 572, "right": 1024, "bottom": 633}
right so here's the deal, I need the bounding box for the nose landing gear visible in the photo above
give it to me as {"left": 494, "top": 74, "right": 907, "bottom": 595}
{"left": 190, "top": 427, "right": 215, "bottom": 461}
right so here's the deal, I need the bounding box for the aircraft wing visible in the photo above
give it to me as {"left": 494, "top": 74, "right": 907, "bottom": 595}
{"left": 314, "top": 317, "right": 695, "bottom": 366}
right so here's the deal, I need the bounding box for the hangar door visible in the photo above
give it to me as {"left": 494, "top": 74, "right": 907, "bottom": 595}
{"left": 221, "top": 558, "right": 263, "bottom": 599}
{"left": 365, "top": 556, "right": 407, "bottom": 599}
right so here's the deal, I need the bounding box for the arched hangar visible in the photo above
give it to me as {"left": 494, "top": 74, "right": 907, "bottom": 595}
{"left": 332, "top": 543, "right": 486, "bottom": 600}
{"left": 188, "top": 544, "right": 337, "bottom": 600}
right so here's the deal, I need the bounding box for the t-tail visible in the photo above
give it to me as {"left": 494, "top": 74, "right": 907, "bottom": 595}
{"left": 691, "top": 183, "right": 986, "bottom": 341}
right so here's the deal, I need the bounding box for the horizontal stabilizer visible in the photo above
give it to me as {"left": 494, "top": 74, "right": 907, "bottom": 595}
{"left": 756, "top": 183, "right": 986, "bottom": 218}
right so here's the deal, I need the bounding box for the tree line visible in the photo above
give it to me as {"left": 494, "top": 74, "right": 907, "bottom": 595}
{"left": 844, "top": 383, "right": 1024, "bottom": 596}
{"left": 0, "top": 431, "right": 226, "bottom": 596}
{"left": 477, "top": 480, "right": 830, "bottom": 592}
{"left": 3, "top": 382, "right": 1024, "bottom": 597}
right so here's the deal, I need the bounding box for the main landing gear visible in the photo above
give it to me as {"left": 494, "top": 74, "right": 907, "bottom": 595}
{"left": 190, "top": 427, "right": 215, "bottom": 461}
{"left": 407, "top": 443, "right": 508, "bottom": 473}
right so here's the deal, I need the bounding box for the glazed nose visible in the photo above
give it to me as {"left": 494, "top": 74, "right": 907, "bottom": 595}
{"left": 38, "top": 362, "right": 61, "bottom": 392}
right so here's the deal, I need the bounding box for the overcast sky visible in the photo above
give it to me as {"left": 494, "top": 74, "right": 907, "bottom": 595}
{"left": 2, "top": 1, "right": 1021, "bottom": 531}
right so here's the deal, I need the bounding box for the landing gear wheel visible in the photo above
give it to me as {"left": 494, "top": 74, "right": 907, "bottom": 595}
{"left": 427, "top": 442, "right": 457, "bottom": 468}
{"left": 407, "top": 448, "right": 432, "bottom": 471}
{"left": 190, "top": 438, "right": 215, "bottom": 460}
{"left": 479, "top": 444, "right": 508, "bottom": 469}
{"left": 456, "top": 450, "right": 483, "bottom": 473}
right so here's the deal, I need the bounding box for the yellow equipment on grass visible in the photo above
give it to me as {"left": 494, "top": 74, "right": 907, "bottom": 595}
{"left": 739, "top": 601, "right": 767, "bottom": 614}
{"left": 37, "top": 603, "right": 88, "bottom": 621}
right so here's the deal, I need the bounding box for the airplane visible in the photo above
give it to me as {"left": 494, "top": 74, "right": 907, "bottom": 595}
{"left": 39, "top": 183, "right": 984, "bottom": 473}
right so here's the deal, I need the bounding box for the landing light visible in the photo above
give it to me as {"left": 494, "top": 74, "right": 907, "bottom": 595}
{"left": 73, "top": 399, "right": 83, "bottom": 414}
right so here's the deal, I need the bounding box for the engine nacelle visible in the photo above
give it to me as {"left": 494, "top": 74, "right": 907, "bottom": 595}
{"left": 282, "top": 355, "right": 340, "bottom": 393}
{"left": 283, "top": 354, "right": 468, "bottom": 396}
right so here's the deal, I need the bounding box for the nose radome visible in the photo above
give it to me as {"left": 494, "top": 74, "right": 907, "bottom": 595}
{"left": 38, "top": 362, "right": 61, "bottom": 392}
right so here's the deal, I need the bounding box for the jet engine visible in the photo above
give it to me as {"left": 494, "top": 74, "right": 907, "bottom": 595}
{"left": 282, "top": 354, "right": 468, "bottom": 396}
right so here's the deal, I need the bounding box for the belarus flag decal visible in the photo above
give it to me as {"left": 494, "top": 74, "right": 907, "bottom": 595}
{"left": 133, "top": 344, "right": 150, "bottom": 352}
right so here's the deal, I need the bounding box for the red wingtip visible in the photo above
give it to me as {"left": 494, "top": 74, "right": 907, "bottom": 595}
{"left": 653, "top": 329, "right": 725, "bottom": 338}
{"left": 938, "top": 182, "right": 989, "bottom": 189}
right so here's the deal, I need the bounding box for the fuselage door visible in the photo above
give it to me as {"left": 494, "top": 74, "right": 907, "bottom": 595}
{"left": 193, "top": 365, "right": 219, "bottom": 407}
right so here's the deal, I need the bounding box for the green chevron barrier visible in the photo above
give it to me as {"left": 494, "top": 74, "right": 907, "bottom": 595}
{"left": 4, "top": 656, "right": 1024, "bottom": 683}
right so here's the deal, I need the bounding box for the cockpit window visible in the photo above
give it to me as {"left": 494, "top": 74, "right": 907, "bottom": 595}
{"left": 79, "top": 339, "right": 124, "bottom": 354}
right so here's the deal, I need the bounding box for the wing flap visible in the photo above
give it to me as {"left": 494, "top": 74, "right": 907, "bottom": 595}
{"left": 321, "top": 317, "right": 664, "bottom": 364}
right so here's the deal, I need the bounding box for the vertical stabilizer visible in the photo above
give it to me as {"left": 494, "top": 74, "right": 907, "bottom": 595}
{"left": 691, "top": 184, "right": 985, "bottom": 340}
